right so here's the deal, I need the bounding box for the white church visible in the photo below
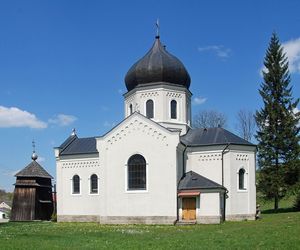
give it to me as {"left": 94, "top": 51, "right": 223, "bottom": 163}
{"left": 55, "top": 34, "right": 256, "bottom": 224}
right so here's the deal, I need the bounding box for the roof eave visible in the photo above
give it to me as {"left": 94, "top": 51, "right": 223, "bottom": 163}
{"left": 59, "top": 151, "right": 99, "bottom": 156}
{"left": 181, "top": 142, "right": 256, "bottom": 148}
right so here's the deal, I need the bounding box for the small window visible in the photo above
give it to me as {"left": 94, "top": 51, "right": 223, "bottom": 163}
{"left": 238, "top": 169, "right": 245, "bottom": 190}
{"left": 146, "top": 99, "right": 154, "bottom": 118}
{"left": 171, "top": 100, "right": 177, "bottom": 119}
{"left": 129, "top": 104, "right": 133, "bottom": 115}
{"left": 72, "top": 175, "right": 80, "bottom": 194}
{"left": 90, "top": 174, "right": 98, "bottom": 194}
{"left": 128, "top": 154, "right": 146, "bottom": 190}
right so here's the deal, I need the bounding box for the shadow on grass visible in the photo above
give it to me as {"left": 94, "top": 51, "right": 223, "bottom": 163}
{"left": 262, "top": 207, "right": 298, "bottom": 214}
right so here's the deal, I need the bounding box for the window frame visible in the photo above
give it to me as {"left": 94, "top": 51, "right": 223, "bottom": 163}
{"left": 72, "top": 174, "right": 81, "bottom": 195}
{"left": 237, "top": 168, "right": 247, "bottom": 191}
{"left": 170, "top": 99, "right": 177, "bottom": 119}
{"left": 125, "top": 154, "right": 148, "bottom": 193}
{"left": 146, "top": 99, "right": 154, "bottom": 119}
{"left": 90, "top": 174, "right": 99, "bottom": 195}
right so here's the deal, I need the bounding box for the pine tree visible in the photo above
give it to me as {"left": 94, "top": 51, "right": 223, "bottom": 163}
{"left": 255, "top": 33, "right": 300, "bottom": 210}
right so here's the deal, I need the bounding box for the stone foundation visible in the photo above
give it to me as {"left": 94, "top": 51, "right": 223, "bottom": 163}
{"left": 58, "top": 215, "right": 99, "bottom": 222}
{"left": 197, "top": 216, "right": 221, "bottom": 224}
{"left": 99, "top": 216, "right": 177, "bottom": 224}
{"left": 226, "top": 214, "right": 256, "bottom": 221}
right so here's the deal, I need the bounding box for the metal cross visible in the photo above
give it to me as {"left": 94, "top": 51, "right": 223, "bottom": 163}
{"left": 32, "top": 140, "right": 36, "bottom": 153}
{"left": 156, "top": 18, "right": 160, "bottom": 37}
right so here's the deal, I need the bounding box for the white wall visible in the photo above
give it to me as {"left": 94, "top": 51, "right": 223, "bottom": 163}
{"left": 185, "top": 145, "right": 256, "bottom": 219}
{"left": 97, "top": 113, "right": 180, "bottom": 218}
{"left": 186, "top": 146, "right": 225, "bottom": 185}
{"left": 225, "top": 146, "right": 256, "bottom": 218}
{"left": 198, "top": 192, "right": 220, "bottom": 217}
{"left": 56, "top": 154, "right": 101, "bottom": 216}
{"left": 124, "top": 85, "right": 191, "bottom": 134}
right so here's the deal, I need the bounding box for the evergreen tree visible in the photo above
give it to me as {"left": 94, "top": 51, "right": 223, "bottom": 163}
{"left": 255, "top": 33, "right": 300, "bottom": 210}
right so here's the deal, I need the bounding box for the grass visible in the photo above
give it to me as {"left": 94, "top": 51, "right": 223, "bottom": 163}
{"left": 0, "top": 196, "right": 298, "bottom": 249}
{"left": 257, "top": 194, "right": 297, "bottom": 213}
{"left": 0, "top": 212, "right": 299, "bottom": 250}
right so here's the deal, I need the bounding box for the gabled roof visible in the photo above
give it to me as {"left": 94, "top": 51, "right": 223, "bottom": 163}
{"left": 99, "top": 111, "right": 179, "bottom": 139}
{"left": 59, "top": 135, "right": 98, "bottom": 156}
{"left": 15, "top": 161, "right": 53, "bottom": 179}
{"left": 178, "top": 171, "right": 224, "bottom": 190}
{"left": 180, "top": 127, "right": 255, "bottom": 147}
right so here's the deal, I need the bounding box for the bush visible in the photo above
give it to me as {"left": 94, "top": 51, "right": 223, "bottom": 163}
{"left": 51, "top": 213, "right": 57, "bottom": 222}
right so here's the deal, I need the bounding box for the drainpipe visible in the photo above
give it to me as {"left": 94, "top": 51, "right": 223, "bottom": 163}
{"left": 221, "top": 143, "right": 230, "bottom": 186}
{"left": 221, "top": 143, "right": 230, "bottom": 222}
{"left": 175, "top": 142, "right": 188, "bottom": 224}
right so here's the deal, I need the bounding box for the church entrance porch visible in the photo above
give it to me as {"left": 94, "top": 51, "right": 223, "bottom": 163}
{"left": 182, "top": 197, "right": 196, "bottom": 220}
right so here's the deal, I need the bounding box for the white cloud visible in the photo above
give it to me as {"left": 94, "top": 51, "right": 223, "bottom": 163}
{"left": 193, "top": 97, "right": 207, "bottom": 105}
{"left": 0, "top": 106, "right": 47, "bottom": 129}
{"left": 283, "top": 38, "right": 300, "bottom": 73}
{"left": 198, "top": 45, "right": 231, "bottom": 58}
{"left": 293, "top": 107, "right": 300, "bottom": 127}
{"left": 260, "top": 37, "right": 300, "bottom": 76}
{"left": 48, "top": 114, "right": 77, "bottom": 127}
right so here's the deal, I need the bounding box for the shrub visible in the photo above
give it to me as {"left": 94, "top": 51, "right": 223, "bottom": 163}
{"left": 51, "top": 213, "right": 57, "bottom": 222}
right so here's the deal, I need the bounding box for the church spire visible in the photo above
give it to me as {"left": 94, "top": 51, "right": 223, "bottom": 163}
{"left": 31, "top": 140, "right": 38, "bottom": 161}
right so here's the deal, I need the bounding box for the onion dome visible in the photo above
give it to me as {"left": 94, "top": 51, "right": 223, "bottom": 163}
{"left": 125, "top": 36, "right": 191, "bottom": 91}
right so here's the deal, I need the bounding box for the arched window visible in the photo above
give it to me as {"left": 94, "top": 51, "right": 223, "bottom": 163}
{"left": 146, "top": 99, "right": 154, "bottom": 118}
{"left": 90, "top": 174, "right": 98, "bottom": 194}
{"left": 72, "top": 175, "right": 80, "bottom": 194}
{"left": 170, "top": 100, "right": 177, "bottom": 119}
{"left": 127, "top": 154, "right": 146, "bottom": 190}
{"left": 238, "top": 169, "right": 245, "bottom": 190}
{"left": 129, "top": 104, "right": 133, "bottom": 115}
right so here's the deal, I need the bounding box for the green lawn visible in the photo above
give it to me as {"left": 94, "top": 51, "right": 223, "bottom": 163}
{"left": 0, "top": 212, "right": 299, "bottom": 250}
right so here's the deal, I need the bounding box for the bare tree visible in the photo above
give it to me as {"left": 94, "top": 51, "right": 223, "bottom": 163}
{"left": 236, "top": 109, "right": 256, "bottom": 142}
{"left": 193, "top": 110, "right": 227, "bottom": 128}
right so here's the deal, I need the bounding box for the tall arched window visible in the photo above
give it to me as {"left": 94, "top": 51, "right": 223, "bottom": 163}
{"left": 238, "top": 169, "right": 245, "bottom": 190}
{"left": 90, "top": 174, "right": 98, "bottom": 194}
{"left": 72, "top": 175, "right": 80, "bottom": 194}
{"left": 127, "top": 154, "right": 146, "bottom": 190}
{"left": 146, "top": 99, "right": 154, "bottom": 118}
{"left": 129, "top": 104, "right": 133, "bottom": 115}
{"left": 171, "top": 100, "right": 177, "bottom": 119}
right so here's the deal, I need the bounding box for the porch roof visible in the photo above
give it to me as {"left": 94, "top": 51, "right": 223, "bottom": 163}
{"left": 178, "top": 171, "right": 225, "bottom": 190}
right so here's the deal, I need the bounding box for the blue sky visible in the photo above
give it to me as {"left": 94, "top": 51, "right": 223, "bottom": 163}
{"left": 1, "top": 0, "right": 300, "bottom": 191}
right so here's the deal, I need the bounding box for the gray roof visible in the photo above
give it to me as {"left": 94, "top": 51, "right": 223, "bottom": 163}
{"left": 15, "top": 161, "right": 53, "bottom": 179}
{"left": 178, "top": 171, "right": 224, "bottom": 190}
{"left": 180, "top": 127, "right": 255, "bottom": 147}
{"left": 59, "top": 135, "right": 98, "bottom": 156}
{"left": 125, "top": 36, "right": 190, "bottom": 91}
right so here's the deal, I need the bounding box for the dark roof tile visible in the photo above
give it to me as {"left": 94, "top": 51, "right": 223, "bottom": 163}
{"left": 59, "top": 137, "right": 98, "bottom": 156}
{"left": 181, "top": 127, "right": 255, "bottom": 147}
{"left": 15, "top": 161, "right": 53, "bottom": 179}
{"left": 178, "top": 171, "right": 224, "bottom": 190}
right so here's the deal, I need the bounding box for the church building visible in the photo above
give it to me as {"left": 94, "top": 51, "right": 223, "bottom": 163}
{"left": 55, "top": 34, "right": 256, "bottom": 224}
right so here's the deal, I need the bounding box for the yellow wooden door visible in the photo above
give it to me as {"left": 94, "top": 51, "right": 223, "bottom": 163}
{"left": 182, "top": 197, "right": 196, "bottom": 220}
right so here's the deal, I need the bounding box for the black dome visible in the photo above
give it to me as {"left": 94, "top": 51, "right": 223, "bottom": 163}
{"left": 125, "top": 36, "right": 191, "bottom": 91}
